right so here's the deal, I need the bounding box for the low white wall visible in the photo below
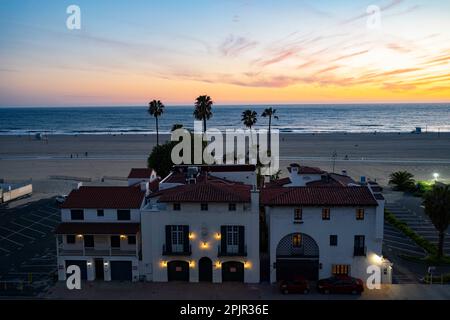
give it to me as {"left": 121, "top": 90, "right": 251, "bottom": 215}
{"left": 2, "top": 184, "right": 32, "bottom": 202}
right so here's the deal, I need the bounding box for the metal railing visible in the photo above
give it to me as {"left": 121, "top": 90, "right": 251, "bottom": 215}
{"left": 218, "top": 245, "right": 247, "bottom": 257}
{"left": 162, "top": 244, "right": 192, "bottom": 256}
{"left": 58, "top": 245, "right": 137, "bottom": 257}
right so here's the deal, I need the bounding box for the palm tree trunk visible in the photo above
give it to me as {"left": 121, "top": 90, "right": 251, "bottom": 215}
{"left": 156, "top": 116, "right": 159, "bottom": 146}
{"left": 203, "top": 117, "right": 207, "bottom": 133}
{"left": 438, "top": 231, "right": 445, "bottom": 259}
{"left": 268, "top": 116, "right": 272, "bottom": 154}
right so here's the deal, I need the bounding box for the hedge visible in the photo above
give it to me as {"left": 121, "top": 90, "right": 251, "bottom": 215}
{"left": 384, "top": 210, "right": 438, "bottom": 255}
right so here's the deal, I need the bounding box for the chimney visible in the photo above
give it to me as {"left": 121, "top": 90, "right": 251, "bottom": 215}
{"left": 341, "top": 170, "right": 347, "bottom": 176}
{"left": 140, "top": 181, "right": 150, "bottom": 195}
{"left": 289, "top": 163, "right": 300, "bottom": 174}
{"left": 360, "top": 176, "right": 366, "bottom": 185}
{"left": 76, "top": 182, "right": 83, "bottom": 189}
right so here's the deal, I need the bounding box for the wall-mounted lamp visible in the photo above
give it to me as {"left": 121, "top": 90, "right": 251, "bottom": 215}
{"left": 189, "top": 232, "right": 195, "bottom": 240}
{"left": 244, "top": 261, "right": 251, "bottom": 269}
{"left": 77, "top": 234, "right": 83, "bottom": 238}
{"left": 189, "top": 260, "right": 195, "bottom": 268}
{"left": 120, "top": 235, "right": 127, "bottom": 240}
{"left": 161, "top": 260, "right": 168, "bottom": 268}
{"left": 87, "top": 261, "right": 92, "bottom": 267}
{"left": 215, "top": 261, "right": 222, "bottom": 269}
{"left": 371, "top": 253, "right": 383, "bottom": 265}
{"left": 201, "top": 241, "right": 208, "bottom": 249}
{"left": 215, "top": 232, "right": 221, "bottom": 240}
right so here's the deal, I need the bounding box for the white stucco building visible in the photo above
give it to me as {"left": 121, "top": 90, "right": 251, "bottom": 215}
{"left": 262, "top": 164, "right": 392, "bottom": 284}
{"left": 140, "top": 165, "right": 260, "bottom": 283}
{"left": 55, "top": 168, "right": 157, "bottom": 282}
{"left": 56, "top": 163, "right": 391, "bottom": 285}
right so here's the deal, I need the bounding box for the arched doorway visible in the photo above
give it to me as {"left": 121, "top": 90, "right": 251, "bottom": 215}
{"left": 167, "top": 260, "right": 189, "bottom": 281}
{"left": 222, "top": 261, "right": 244, "bottom": 282}
{"left": 276, "top": 233, "right": 319, "bottom": 281}
{"left": 198, "top": 257, "right": 212, "bottom": 282}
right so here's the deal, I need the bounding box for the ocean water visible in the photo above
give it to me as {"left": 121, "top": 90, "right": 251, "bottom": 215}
{"left": 0, "top": 104, "right": 449, "bottom": 135}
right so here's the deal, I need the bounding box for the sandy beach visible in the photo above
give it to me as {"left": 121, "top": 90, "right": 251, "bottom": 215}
{"left": 1, "top": 132, "right": 449, "bottom": 196}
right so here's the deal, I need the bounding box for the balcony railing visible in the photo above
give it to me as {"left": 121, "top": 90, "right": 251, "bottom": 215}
{"left": 162, "top": 244, "right": 192, "bottom": 256}
{"left": 353, "top": 246, "right": 367, "bottom": 257}
{"left": 218, "top": 245, "right": 247, "bottom": 257}
{"left": 58, "top": 246, "right": 138, "bottom": 257}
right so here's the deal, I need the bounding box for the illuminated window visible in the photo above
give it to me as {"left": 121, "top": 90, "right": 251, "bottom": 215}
{"left": 294, "top": 208, "right": 302, "bottom": 221}
{"left": 322, "top": 208, "right": 330, "bottom": 220}
{"left": 292, "top": 234, "right": 302, "bottom": 248}
{"left": 332, "top": 264, "right": 350, "bottom": 275}
{"left": 356, "top": 208, "right": 365, "bottom": 220}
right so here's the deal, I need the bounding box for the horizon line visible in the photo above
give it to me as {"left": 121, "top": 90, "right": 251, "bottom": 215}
{"left": 1, "top": 101, "right": 449, "bottom": 108}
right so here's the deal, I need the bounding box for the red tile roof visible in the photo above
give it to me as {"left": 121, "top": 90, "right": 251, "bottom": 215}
{"left": 261, "top": 186, "right": 378, "bottom": 206}
{"left": 148, "top": 178, "right": 160, "bottom": 192}
{"left": 55, "top": 223, "right": 140, "bottom": 234}
{"left": 155, "top": 181, "right": 251, "bottom": 203}
{"left": 61, "top": 186, "right": 145, "bottom": 209}
{"left": 287, "top": 165, "right": 325, "bottom": 174}
{"left": 128, "top": 168, "right": 154, "bottom": 179}
{"left": 162, "top": 172, "right": 188, "bottom": 184}
{"left": 265, "top": 177, "right": 291, "bottom": 188}
{"left": 305, "top": 173, "right": 356, "bottom": 187}
{"left": 173, "top": 164, "right": 256, "bottom": 172}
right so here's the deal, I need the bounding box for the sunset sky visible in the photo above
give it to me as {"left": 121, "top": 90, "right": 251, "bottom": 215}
{"left": 1, "top": 0, "right": 450, "bottom": 106}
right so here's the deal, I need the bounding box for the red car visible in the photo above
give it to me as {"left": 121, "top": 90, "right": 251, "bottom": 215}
{"left": 279, "top": 277, "right": 310, "bottom": 294}
{"left": 317, "top": 275, "right": 364, "bottom": 294}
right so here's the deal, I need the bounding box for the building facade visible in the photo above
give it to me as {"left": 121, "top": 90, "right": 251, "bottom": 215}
{"left": 56, "top": 183, "right": 148, "bottom": 282}
{"left": 141, "top": 165, "right": 260, "bottom": 283}
{"left": 262, "top": 164, "right": 391, "bottom": 284}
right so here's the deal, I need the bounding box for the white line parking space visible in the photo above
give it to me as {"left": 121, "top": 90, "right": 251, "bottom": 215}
{"left": 0, "top": 197, "right": 59, "bottom": 297}
{"left": 10, "top": 222, "right": 46, "bottom": 236}
{"left": 0, "top": 225, "right": 36, "bottom": 240}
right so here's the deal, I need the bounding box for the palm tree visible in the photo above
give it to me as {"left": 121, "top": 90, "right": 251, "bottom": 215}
{"left": 261, "top": 107, "right": 279, "bottom": 153}
{"left": 241, "top": 109, "right": 257, "bottom": 130}
{"left": 422, "top": 185, "right": 450, "bottom": 259}
{"left": 241, "top": 109, "right": 258, "bottom": 163}
{"left": 193, "top": 95, "right": 213, "bottom": 133}
{"left": 388, "top": 171, "right": 416, "bottom": 191}
{"left": 261, "top": 107, "right": 278, "bottom": 135}
{"left": 148, "top": 100, "right": 165, "bottom": 146}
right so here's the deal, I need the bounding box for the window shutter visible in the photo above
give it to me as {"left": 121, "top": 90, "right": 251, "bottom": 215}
{"left": 221, "top": 225, "right": 227, "bottom": 253}
{"left": 238, "top": 226, "right": 245, "bottom": 254}
{"left": 183, "top": 225, "right": 190, "bottom": 253}
{"left": 165, "top": 225, "right": 172, "bottom": 252}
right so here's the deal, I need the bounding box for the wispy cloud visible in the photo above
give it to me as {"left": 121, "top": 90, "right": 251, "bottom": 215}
{"left": 386, "top": 43, "right": 411, "bottom": 53}
{"left": 219, "top": 35, "right": 258, "bottom": 57}
{"left": 255, "top": 49, "right": 298, "bottom": 67}
{"left": 341, "top": 0, "right": 405, "bottom": 25}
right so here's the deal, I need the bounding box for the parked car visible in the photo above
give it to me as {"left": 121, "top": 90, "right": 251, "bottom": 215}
{"left": 55, "top": 195, "right": 67, "bottom": 205}
{"left": 280, "top": 277, "right": 310, "bottom": 294}
{"left": 317, "top": 275, "right": 364, "bottom": 294}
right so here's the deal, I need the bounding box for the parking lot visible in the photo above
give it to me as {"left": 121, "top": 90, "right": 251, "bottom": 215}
{"left": 0, "top": 196, "right": 60, "bottom": 297}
